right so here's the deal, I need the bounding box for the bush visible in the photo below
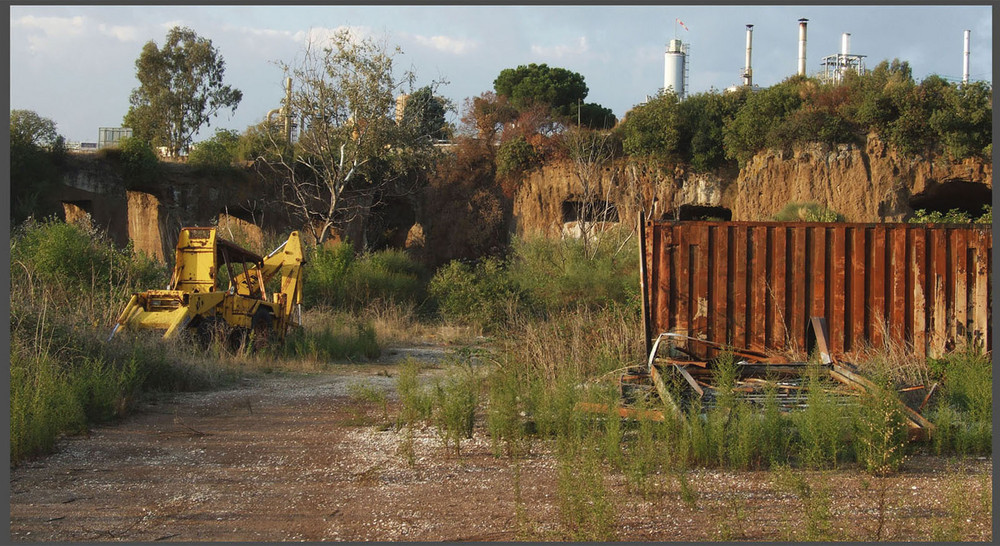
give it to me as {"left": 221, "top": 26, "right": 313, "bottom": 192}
{"left": 10, "top": 217, "right": 165, "bottom": 291}
{"left": 496, "top": 135, "right": 541, "bottom": 178}
{"left": 304, "top": 242, "right": 426, "bottom": 311}
{"left": 428, "top": 257, "right": 521, "bottom": 330}
{"left": 116, "top": 136, "right": 160, "bottom": 187}
{"left": 507, "top": 235, "right": 640, "bottom": 314}
{"left": 188, "top": 128, "right": 241, "bottom": 169}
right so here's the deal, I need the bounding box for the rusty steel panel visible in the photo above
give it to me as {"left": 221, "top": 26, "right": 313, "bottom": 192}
{"left": 643, "top": 221, "right": 992, "bottom": 358}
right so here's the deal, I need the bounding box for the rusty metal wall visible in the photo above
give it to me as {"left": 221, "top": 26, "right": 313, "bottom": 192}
{"left": 642, "top": 221, "right": 992, "bottom": 358}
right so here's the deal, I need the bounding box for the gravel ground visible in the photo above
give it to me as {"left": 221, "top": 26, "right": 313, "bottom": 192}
{"left": 8, "top": 346, "right": 993, "bottom": 542}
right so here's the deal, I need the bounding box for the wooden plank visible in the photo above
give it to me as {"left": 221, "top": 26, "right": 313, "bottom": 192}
{"left": 951, "top": 230, "right": 968, "bottom": 344}
{"left": 649, "top": 363, "right": 682, "bottom": 418}
{"left": 692, "top": 224, "right": 710, "bottom": 340}
{"left": 732, "top": 225, "right": 749, "bottom": 349}
{"left": 912, "top": 228, "right": 928, "bottom": 358}
{"left": 830, "top": 226, "right": 847, "bottom": 354}
{"left": 575, "top": 402, "right": 666, "bottom": 423}
{"left": 889, "top": 226, "right": 908, "bottom": 344}
{"left": 771, "top": 226, "right": 788, "bottom": 348}
{"left": 639, "top": 218, "right": 652, "bottom": 355}
{"left": 750, "top": 225, "right": 767, "bottom": 352}
{"left": 870, "top": 226, "right": 887, "bottom": 350}
{"left": 791, "top": 226, "right": 808, "bottom": 352}
{"left": 929, "top": 228, "right": 948, "bottom": 358}
{"left": 671, "top": 364, "right": 704, "bottom": 397}
{"left": 810, "top": 316, "right": 838, "bottom": 365}
{"left": 850, "top": 227, "right": 867, "bottom": 352}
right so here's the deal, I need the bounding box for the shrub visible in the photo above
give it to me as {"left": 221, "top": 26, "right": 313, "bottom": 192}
{"left": 428, "top": 257, "right": 521, "bottom": 331}
{"left": 507, "top": 235, "right": 640, "bottom": 314}
{"left": 10, "top": 217, "right": 165, "bottom": 292}
{"left": 496, "top": 135, "right": 541, "bottom": 178}
{"left": 304, "top": 242, "right": 426, "bottom": 311}
{"left": 116, "top": 136, "right": 160, "bottom": 187}
{"left": 188, "top": 128, "right": 241, "bottom": 169}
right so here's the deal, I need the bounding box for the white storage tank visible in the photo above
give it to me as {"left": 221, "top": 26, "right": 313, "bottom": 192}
{"left": 664, "top": 38, "right": 686, "bottom": 99}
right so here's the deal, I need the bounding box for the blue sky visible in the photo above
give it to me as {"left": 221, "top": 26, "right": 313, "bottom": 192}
{"left": 9, "top": 4, "right": 994, "bottom": 144}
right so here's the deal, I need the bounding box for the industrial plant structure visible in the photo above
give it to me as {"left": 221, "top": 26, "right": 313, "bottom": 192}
{"left": 663, "top": 38, "right": 688, "bottom": 99}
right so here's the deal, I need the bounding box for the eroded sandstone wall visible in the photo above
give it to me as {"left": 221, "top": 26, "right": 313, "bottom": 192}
{"left": 731, "top": 134, "right": 992, "bottom": 221}
{"left": 512, "top": 134, "right": 991, "bottom": 237}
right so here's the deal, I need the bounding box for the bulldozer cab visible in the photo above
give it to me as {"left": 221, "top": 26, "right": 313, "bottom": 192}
{"left": 168, "top": 228, "right": 268, "bottom": 298}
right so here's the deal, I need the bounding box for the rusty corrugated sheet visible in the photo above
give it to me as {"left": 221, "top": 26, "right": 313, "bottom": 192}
{"left": 642, "top": 221, "right": 992, "bottom": 359}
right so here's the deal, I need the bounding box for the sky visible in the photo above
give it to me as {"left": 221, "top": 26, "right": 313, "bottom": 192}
{"left": 8, "top": 4, "right": 994, "bottom": 144}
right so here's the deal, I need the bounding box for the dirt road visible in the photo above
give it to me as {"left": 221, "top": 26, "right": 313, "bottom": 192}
{"left": 9, "top": 347, "right": 993, "bottom": 541}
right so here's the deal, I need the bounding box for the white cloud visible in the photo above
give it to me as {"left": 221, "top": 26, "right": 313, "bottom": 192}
{"left": 530, "top": 36, "right": 589, "bottom": 59}
{"left": 292, "top": 25, "right": 371, "bottom": 47}
{"left": 13, "top": 15, "right": 86, "bottom": 52}
{"left": 410, "top": 33, "right": 478, "bottom": 55}
{"left": 97, "top": 23, "right": 140, "bottom": 42}
{"left": 159, "top": 20, "right": 185, "bottom": 31}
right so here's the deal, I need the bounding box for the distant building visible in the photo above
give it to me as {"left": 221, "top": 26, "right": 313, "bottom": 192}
{"left": 98, "top": 127, "right": 133, "bottom": 149}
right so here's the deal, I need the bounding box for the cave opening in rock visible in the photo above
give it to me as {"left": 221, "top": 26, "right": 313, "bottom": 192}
{"left": 562, "top": 200, "right": 620, "bottom": 223}
{"left": 678, "top": 204, "right": 733, "bottom": 221}
{"left": 365, "top": 196, "right": 416, "bottom": 251}
{"left": 908, "top": 180, "right": 992, "bottom": 218}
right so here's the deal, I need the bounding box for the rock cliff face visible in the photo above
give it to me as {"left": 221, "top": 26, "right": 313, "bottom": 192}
{"left": 54, "top": 155, "right": 288, "bottom": 260}
{"left": 512, "top": 134, "right": 991, "bottom": 237}
{"left": 731, "top": 134, "right": 992, "bottom": 222}
{"left": 53, "top": 137, "right": 991, "bottom": 262}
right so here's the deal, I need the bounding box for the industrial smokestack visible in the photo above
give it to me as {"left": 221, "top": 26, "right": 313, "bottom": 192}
{"left": 797, "top": 18, "right": 808, "bottom": 76}
{"left": 744, "top": 24, "right": 754, "bottom": 86}
{"left": 841, "top": 33, "right": 851, "bottom": 56}
{"left": 963, "top": 29, "right": 971, "bottom": 84}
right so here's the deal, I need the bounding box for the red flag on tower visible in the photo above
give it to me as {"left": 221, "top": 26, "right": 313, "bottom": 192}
{"left": 676, "top": 18, "right": 689, "bottom": 31}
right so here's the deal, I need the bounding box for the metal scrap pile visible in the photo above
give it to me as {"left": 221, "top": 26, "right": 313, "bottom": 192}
{"left": 581, "top": 318, "right": 935, "bottom": 441}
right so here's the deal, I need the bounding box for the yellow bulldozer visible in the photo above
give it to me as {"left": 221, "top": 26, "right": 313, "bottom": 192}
{"left": 108, "top": 227, "right": 305, "bottom": 347}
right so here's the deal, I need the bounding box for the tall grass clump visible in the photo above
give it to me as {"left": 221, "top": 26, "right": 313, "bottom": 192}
{"left": 305, "top": 241, "right": 427, "bottom": 311}
{"left": 279, "top": 314, "right": 380, "bottom": 362}
{"left": 9, "top": 219, "right": 227, "bottom": 464}
{"left": 791, "top": 363, "right": 853, "bottom": 468}
{"left": 506, "top": 233, "right": 640, "bottom": 315}
{"left": 432, "top": 357, "right": 481, "bottom": 454}
{"left": 428, "top": 257, "right": 522, "bottom": 332}
{"left": 926, "top": 347, "right": 992, "bottom": 455}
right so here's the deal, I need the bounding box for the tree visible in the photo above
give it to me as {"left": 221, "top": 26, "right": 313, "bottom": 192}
{"left": 563, "top": 127, "right": 623, "bottom": 257}
{"left": 10, "top": 110, "right": 64, "bottom": 224}
{"left": 617, "top": 89, "right": 683, "bottom": 164}
{"left": 261, "top": 29, "right": 440, "bottom": 245}
{"left": 570, "top": 102, "right": 617, "bottom": 130}
{"left": 493, "top": 63, "right": 588, "bottom": 116}
{"left": 188, "top": 128, "right": 241, "bottom": 168}
{"left": 677, "top": 90, "right": 744, "bottom": 172}
{"left": 10, "top": 109, "right": 61, "bottom": 149}
{"left": 401, "top": 86, "right": 450, "bottom": 141}
{"left": 123, "top": 26, "right": 242, "bottom": 157}
{"left": 460, "top": 91, "right": 517, "bottom": 141}
{"left": 722, "top": 77, "right": 804, "bottom": 166}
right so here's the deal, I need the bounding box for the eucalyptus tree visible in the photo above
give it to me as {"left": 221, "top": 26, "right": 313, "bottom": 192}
{"left": 124, "top": 26, "right": 242, "bottom": 156}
